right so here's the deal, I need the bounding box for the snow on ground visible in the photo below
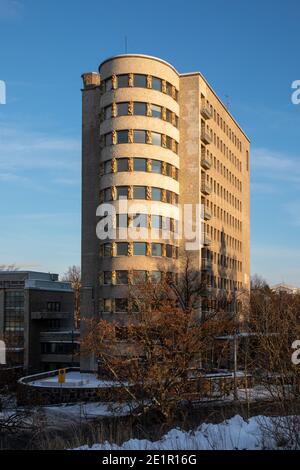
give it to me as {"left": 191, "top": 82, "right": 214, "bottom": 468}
{"left": 74, "top": 415, "right": 280, "bottom": 450}
{"left": 44, "top": 401, "right": 131, "bottom": 422}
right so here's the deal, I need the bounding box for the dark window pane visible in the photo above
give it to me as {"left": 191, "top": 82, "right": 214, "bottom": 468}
{"left": 104, "top": 160, "right": 111, "bottom": 174}
{"left": 117, "top": 158, "right": 129, "bottom": 172}
{"left": 105, "top": 106, "right": 112, "bottom": 120}
{"left": 134, "top": 74, "right": 147, "bottom": 87}
{"left": 103, "top": 243, "right": 112, "bottom": 257}
{"left": 115, "top": 298, "right": 128, "bottom": 312}
{"left": 166, "top": 109, "right": 172, "bottom": 123}
{"left": 117, "top": 130, "right": 128, "bottom": 144}
{"left": 133, "top": 158, "right": 147, "bottom": 171}
{"left": 166, "top": 135, "right": 172, "bottom": 149}
{"left": 166, "top": 163, "right": 172, "bottom": 177}
{"left": 104, "top": 188, "right": 111, "bottom": 201}
{"left": 151, "top": 160, "right": 161, "bottom": 174}
{"left": 104, "top": 272, "right": 111, "bottom": 284}
{"left": 117, "top": 186, "right": 128, "bottom": 199}
{"left": 118, "top": 74, "right": 129, "bottom": 87}
{"left": 134, "top": 130, "right": 146, "bottom": 143}
{"left": 166, "top": 82, "right": 172, "bottom": 96}
{"left": 166, "top": 244, "right": 173, "bottom": 258}
{"left": 133, "top": 186, "right": 146, "bottom": 199}
{"left": 117, "top": 102, "right": 128, "bottom": 116}
{"left": 152, "top": 243, "right": 162, "bottom": 257}
{"left": 132, "top": 271, "right": 147, "bottom": 284}
{"left": 134, "top": 102, "right": 147, "bottom": 115}
{"left": 152, "top": 77, "right": 162, "bottom": 91}
{"left": 105, "top": 133, "right": 112, "bottom": 146}
{"left": 152, "top": 187, "right": 162, "bottom": 201}
{"left": 116, "top": 271, "right": 128, "bottom": 285}
{"left": 152, "top": 132, "right": 161, "bottom": 146}
{"left": 166, "top": 190, "right": 172, "bottom": 203}
{"left": 117, "top": 243, "right": 128, "bottom": 256}
{"left": 133, "top": 242, "right": 146, "bottom": 256}
{"left": 151, "top": 271, "right": 161, "bottom": 283}
{"left": 105, "top": 78, "right": 112, "bottom": 92}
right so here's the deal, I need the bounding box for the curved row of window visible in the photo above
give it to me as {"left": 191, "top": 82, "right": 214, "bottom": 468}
{"left": 100, "top": 269, "right": 178, "bottom": 287}
{"left": 100, "top": 186, "right": 179, "bottom": 204}
{"left": 100, "top": 157, "right": 179, "bottom": 181}
{"left": 117, "top": 214, "right": 178, "bottom": 232}
{"left": 102, "top": 101, "right": 179, "bottom": 128}
{"left": 103, "top": 74, "right": 178, "bottom": 101}
{"left": 102, "top": 129, "right": 179, "bottom": 154}
{"left": 99, "top": 241, "right": 179, "bottom": 258}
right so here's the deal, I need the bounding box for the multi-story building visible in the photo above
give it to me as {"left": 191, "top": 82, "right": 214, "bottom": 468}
{"left": 81, "top": 54, "right": 250, "bottom": 369}
{"left": 0, "top": 271, "right": 78, "bottom": 373}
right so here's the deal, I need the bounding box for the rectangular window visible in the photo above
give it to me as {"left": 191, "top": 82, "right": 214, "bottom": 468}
{"left": 166, "top": 190, "right": 172, "bottom": 204}
{"left": 133, "top": 213, "right": 148, "bottom": 227}
{"left": 133, "top": 158, "right": 147, "bottom": 171}
{"left": 152, "top": 77, "right": 162, "bottom": 91}
{"left": 117, "top": 102, "right": 129, "bottom": 116}
{"left": 104, "top": 160, "right": 111, "bottom": 174}
{"left": 116, "top": 271, "right": 128, "bottom": 285}
{"left": 152, "top": 215, "right": 162, "bottom": 229}
{"left": 105, "top": 78, "right": 112, "bottom": 92}
{"left": 105, "top": 133, "right": 112, "bottom": 146}
{"left": 166, "top": 109, "right": 172, "bottom": 123}
{"left": 152, "top": 243, "right": 162, "bottom": 257}
{"left": 117, "top": 130, "right": 128, "bottom": 144}
{"left": 151, "top": 271, "right": 161, "bottom": 283}
{"left": 104, "top": 188, "right": 111, "bottom": 201}
{"left": 117, "top": 74, "right": 129, "bottom": 88}
{"left": 166, "top": 82, "right": 172, "bottom": 96}
{"left": 166, "top": 163, "right": 172, "bottom": 177}
{"left": 132, "top": 270, "right": 147, "bottom": 284}
{"left": 152, "top": 132, "right": 161, "bottom": 146}
{"left": 117, "top": 186, "right": 128, "bottom": 199}
{"left": 133, "top": 130, "right": 146, "bottom": 143}
{"left": 151, "top": 104, "right": 161, "bottom": 118}
{"left": 166, "top": 244, "right": 173, "bottom": 258}
{"left": 104, "top": 271, "right": 112, "bottom": 285}
{"left": 166, "top": 135, "right": 172, "bottom": 150}
{"left": 117, "top": 242, "right": 128, "bottom": 256}
{"left": 117, "top": 213, "right": 128, "bottom": 228}
{"left": 152, "top": 187, "right": 162, "bottom": 201}
{"left": 134, "top": 74, "right": 147, "bottom": 88}
{"left": 134, "top": 102, "right": 147, "bottom": 115}
{"left": 115, "top": 298, "right": 128, "bottom": 313}
{"left": 103, "top": 299, "right": 112, "bottom": 313}
{"left": 133, "top": 242, "right": 147, "bottom": 256}
{"left": 151, "top": 160, "right": 162, "bottom": 174}
{"left": 103, "top": 243, "right": 112, "bottom": 257}
{"left": 105, "top": 106, "right": 112, "bottom": 120}
{"left": 133, "top": 186, "right": 146, "bottom": 199}
{"left": 117, "top": 158, "right": 129, "bottom": 172}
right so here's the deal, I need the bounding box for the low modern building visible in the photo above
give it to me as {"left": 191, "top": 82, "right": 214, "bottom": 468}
{"left": 271, "top": 283, "right": 300, "bottom": 295}
{"left": 0, "top": 271, "right": 79, "bottom": 373}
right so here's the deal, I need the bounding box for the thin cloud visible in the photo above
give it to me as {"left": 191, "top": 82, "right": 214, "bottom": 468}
{"left": 0, "top": 0, "right": 23, "bottom": 20}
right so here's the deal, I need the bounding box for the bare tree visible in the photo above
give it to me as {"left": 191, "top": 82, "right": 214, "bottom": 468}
{"left": 82, "top": 279, "right": 233, "bottom": 421}
{"left": 62, "top": 265, "right": 81, "bottom": 328}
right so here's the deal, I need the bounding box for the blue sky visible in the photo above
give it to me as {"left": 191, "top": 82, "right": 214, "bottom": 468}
{"left": 0, "top": 0, "right": 300, "bottom": 285}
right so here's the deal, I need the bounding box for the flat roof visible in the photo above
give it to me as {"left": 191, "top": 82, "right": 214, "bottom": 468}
{"left": 97, "top": 54, "right": 250, "bottom": 142}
